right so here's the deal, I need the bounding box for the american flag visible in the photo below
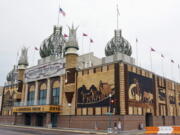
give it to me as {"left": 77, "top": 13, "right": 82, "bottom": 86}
{"left": 161, "top": 54, "right": 164, "bottom": 58}
{"left": 64, "top": 34, "right": 68, "bottom": 38}
{"left": 59, "top": 8, "right": 66, "bottom": 16}
{"left": 151, "top": 48, "right": 155, "bottom": 52}
{"left": 35, "top": 47, "right": 39, "bottom": 51}
{"left": 90, "top": 38, "right": 93, "bottom": 43}
{"left": 83, "top": 33, "right": 88, "bottom": 37}
{"left": 136, "top": 38, "right": 138, "bottom": 43}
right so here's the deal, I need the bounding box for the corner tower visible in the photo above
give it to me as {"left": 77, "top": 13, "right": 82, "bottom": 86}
{"left": 65, "top": 24, "right": 79, "bottom": 68}
{"left": 17, "top": 47, "right": 28, "bottom": 92}
{"left": 63, "top": 25, "right": 79, "bottom": 115}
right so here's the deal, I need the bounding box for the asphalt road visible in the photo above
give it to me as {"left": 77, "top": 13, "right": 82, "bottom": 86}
{"left": 0, "top": 125, "right": 177, "bottom": 135}
{"left": 0, "top": 126, "right": 92, "bottom": 135}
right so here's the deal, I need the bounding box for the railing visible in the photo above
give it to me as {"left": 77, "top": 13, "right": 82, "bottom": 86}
{"left": 13, "top": 102, "right": 24, "bottom": 107}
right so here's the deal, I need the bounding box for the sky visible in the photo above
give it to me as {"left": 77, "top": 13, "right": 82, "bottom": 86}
{"left": 0, "top": 0, "right": 180, "bottom": 85}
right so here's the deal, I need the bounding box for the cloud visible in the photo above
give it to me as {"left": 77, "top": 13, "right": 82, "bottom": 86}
{"left": 0, "top": 0, "right": 180, "bottom": 85}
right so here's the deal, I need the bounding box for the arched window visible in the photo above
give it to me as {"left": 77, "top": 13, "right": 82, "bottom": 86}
{"left": 52, "top": 80, "right": 60, "bottom": 105}
{"left": 28, "top": 85, "right": 35, "bottom": 106}
{"left": 39, "top": 83, "right": 47, "bottom": 105}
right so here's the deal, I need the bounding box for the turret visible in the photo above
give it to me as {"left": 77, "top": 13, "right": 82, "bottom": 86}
{"left": 63, "top": 24, "right": 79, "bottom": 115}
{"left": 17, "top": 47, "right": 28, "bottom": 92}
{"left": 65, "top": 24, "right": 79, "bottom": 69}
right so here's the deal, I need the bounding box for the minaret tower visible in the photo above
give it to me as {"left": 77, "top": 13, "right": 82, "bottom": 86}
{"left": 17, "top": 47, "right": 28, "bottom": 92}
{"left": 63, "top": 24, "right": 79, "bottom": 115}
{"left": 65, "top": 24, "right": 79, "bottom": 68}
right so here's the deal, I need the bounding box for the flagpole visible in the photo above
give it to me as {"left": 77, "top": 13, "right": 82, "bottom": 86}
{"left": 33, "top": 47, "right": 36, "bottom": 66}
{"left": 81, "top": 37, "right": 84, "bottom": 55}
{"left": 171, "top": 62, "right": 174, "bottom": 80}
{"left": 161, "top": 57, "right": 164, "bottom": 78}
{"left": 89, "top": 41, "right": 91, "bottom": 67}
{"left": 89, "top": 40, "right": 91, "bottom": 53}
{"left": 136, "top": 39, "right": 138, "bottom": 66}
{"left": 116, "top": 0, "right": 119, "bottom": 30}
{"left": 57, "top": 0, "right": 61, "bottom": 26}
{"left": 16, "top": 48, "right": 20, "bottom": 65}
{"left": 178, "top": 66, "right": 180, "bottom": 83}
{"left": 150, "top": 48, "right": 153, "bottom": 72}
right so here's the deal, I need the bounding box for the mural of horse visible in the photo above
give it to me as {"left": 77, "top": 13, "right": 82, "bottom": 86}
{"left": 143, "top": 91, "right": 153, "bottom": 103}
{"left": 77, "top": 80, "right": 114, "bottom": 105}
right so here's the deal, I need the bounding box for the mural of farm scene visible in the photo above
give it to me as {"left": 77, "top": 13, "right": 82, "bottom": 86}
{"left": 77, "top": 80, "right": 115, "bottom": 107}
{"left": 128, "top": 72, "right": 154, "bottom": 104}
{"left": 159, "top": 88, "right": 166, "bottom": 102}
{"left": 169, "top": 95, "right": 176, "bottom": 104}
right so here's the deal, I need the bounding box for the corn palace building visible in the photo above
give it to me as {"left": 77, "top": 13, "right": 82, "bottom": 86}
{"left": 1, "top": 24, "right": 180, "bottom": 130}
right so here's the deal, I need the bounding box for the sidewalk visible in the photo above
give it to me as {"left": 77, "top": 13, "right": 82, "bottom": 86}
{"left": 0, "top": 124, "right": 145, "bottom": 135}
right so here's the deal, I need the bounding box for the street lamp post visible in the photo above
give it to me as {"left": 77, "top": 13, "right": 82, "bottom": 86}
{"left": 108, "top": 93, "right": 112, "bottom": 133}
{"left": 68, "top": 103, "right": 72, "bottom": 128}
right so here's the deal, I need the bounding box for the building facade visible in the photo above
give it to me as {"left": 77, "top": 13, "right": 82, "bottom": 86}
{"left": 1, "top": 25, "right": 180, "bottom": 130}
{"left": 0, "top": 86, "right": 3, "bottom": 114}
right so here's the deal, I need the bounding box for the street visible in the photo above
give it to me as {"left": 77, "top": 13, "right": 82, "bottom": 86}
{"left": 0, "top": 126, "right": 93, "bottom": 135}
{"left": 0, "top": 125, "right": 178, "bottom": 135}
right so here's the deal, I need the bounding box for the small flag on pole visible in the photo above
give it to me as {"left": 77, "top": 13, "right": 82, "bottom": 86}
{"left": 151, "top": 48, "right": 155, "bottom": 52}
{"left": 59, "top": 8, "right": 66, "bottom": 16}
{"left": 171, "top": 59, "right": 174, "bottom": 63}
{"left": 136, "top": 38, "right": 138, "bottom": 43}
{"left": 90, "top": 38, "right": 93, "bottom": 43}
{"left": 35, "top": 47, "right": 39, "bottom": 51}
{"left": 83, "top": 33, "right": 88, "bottom": 37}
{"left": 64, "top": 34, "right": 68, "bottom": 38}
{"left": 161, "top": 54, "right": 164, "bottom": 58}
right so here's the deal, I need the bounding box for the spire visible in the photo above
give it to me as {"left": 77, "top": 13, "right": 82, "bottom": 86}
{"left": 65, "top": 24, "right": 79, "bottom": 51}
{"left": 57, "top": 0, "right": 61, "bottom": 26}
{"left": 18, "top": 47, "right": 29, "bottom": 68}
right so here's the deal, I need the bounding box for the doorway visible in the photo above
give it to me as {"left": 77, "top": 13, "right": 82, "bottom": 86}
{"left": 36, "top": 113, "right": 44, "bottom": 127}
{"left": 145, "top": 113, "right": 153, "bottom": 127}
{"left": 51, "top": 113, "right": 58, "bottom": 127}
{"left": 25, "top": 113, "right": 31, "bottom": 126}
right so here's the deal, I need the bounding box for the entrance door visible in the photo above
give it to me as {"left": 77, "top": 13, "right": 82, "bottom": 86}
{"left": 173, "top": 116, "right": 175, "bottom": 125}
{"left": 36, "top": 113, "right": 44, "bottom": 127}
{"left": 51, "top": 113, "right": 58, "bottom": 127}
{"left": 25, "top": 114, "right": 31, "bottom": 126}
{"left": 145, "top": 113, "right": 153, "bottom": 127}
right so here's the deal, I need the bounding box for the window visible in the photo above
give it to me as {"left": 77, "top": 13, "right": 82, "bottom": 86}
{"left": 39, "top": 89, "right": 47, "bottom": 105}
{"left": 52, "top": 88, "right": 60, "bottom": 105}
{"left": 27, "top": 91, "right": 35, "bottom": 106}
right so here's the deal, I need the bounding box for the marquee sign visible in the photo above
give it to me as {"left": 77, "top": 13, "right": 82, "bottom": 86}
{"left": 12, "top": 105, "right": 62, "bottom": 113}
{"left": 25, "top": 59, "right": 65, "bottom": 82}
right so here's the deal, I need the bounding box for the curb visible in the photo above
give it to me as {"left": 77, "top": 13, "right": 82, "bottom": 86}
{"left": 0, "top": 124, "right": 107, "bottom": 134}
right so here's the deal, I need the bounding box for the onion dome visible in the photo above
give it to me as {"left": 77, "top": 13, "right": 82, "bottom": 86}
{"left": 40, "top": 25, "right": 66, "bottom": 58}
{"left": 6, "top": 65, "right": 18, "bottom": 83}
{"left": 105, "top": 29, "right": 132, "bottom": 56}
